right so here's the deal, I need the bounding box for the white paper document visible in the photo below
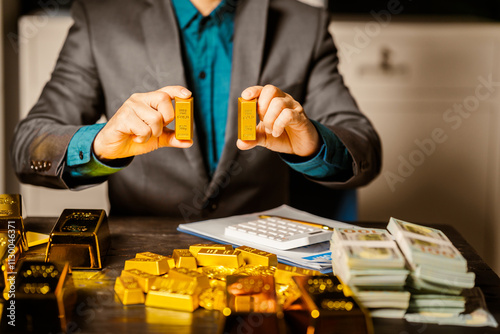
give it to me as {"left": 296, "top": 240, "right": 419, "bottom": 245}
{"left": 177, "top": 205, "right": 358, "bottom": 273}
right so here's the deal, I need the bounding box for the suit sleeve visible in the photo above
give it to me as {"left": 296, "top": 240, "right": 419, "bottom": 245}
{"left": 10, "top": 0, "right": 107, "bottom": 190}
{"left": 302, "top": 10, "right": 382, "bottom": 189}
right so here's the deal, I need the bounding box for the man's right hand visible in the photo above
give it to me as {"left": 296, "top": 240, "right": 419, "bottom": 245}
{"left": 93, "top": 86, "right": 193, "bottom": 161}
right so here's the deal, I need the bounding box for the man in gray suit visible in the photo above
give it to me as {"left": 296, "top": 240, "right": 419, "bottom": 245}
{"left": 10, "top": 0, "right": 381, "bottom": 222}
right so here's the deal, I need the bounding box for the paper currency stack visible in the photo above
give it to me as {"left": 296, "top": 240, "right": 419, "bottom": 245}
{"left": 387, "top": 217, "right": 475, "bottom": 318}
{"left": 330, "top": 227, "right": 411, "bottom": 318}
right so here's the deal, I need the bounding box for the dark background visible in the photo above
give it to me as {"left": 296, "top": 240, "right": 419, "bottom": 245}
{"left": 22, "top": 0, "right": 500, "bottom": 21}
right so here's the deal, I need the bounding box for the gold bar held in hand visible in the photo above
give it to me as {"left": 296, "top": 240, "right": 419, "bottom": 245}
{"left": 114, "top": 276, "right": 145, "bottom": 305}
{"left": 175, "top": 97, "right": 193, "bottom": 140}
{"left": 236, "top": 246, "right": 278, "bottom": 267}
{"left": 196, "top": 249, "right": 244, "bottom": 268}
{"left": 45, "top": 209, "right": 110, "bottom": 269}
{"left": 238, "top": 97, "right": 257, "bottom": 140}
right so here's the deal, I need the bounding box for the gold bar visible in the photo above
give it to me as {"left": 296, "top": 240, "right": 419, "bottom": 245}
{"left": 238, "top": 98, "right": 257, "bottom": 140}
{"left": 196, "top": 249, "right": 244, "bottom": 268}
{"left": 0, "top": 194, "right": 28, "bottom": 251}
{"left": 189, "top": 243, "right": 233, "bottom": 257}
{"left": 145, "top": 276, "right": 200, "bottom": 312}
{"left": 7, "top": 260, "right": 76, "bottom": 333}
{"left": 274, "top": 263, "right": 323, "bottom": 285}
{"left": 236, "top": 246, "right": 278, "bottom": 267}
{"left": 124, "top": 256, "right": 170, "bottom": 276}
{"left": 175, "top": 97, "right": 193, "bottom": 140}
{"left": 226, "top": 275, "right": 277, "bottom": 313}
{"left": 168, "top": 267, "right": 210, "bottom": 290}
{"left": 199, "top": 286, "right": 227, "bottom": 311}
{"left": 172, "top": 249, "right": 198, "bottom": 269}
{"left": 114, "top": 276, "right": 145, "bottom": 305}
{"left": 45, "top": 209, "right": 110, "bottom": 269}
{"left": 120, "top": 269, "right": 156, "bottom": 293}
{"left": 292, "top": 275, "right": 373, "bottom": 334}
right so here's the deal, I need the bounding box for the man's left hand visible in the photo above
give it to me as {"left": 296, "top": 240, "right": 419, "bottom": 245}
{"left": 236, "top": 85, "right": 321, "bottom": 157}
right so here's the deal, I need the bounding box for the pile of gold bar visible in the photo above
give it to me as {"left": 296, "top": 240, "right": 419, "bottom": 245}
{"left": 114, "top": 244, "right": 373, "bottom": 334}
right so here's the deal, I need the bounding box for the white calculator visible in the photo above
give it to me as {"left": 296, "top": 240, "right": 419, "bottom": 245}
{"left": 224, "top": 217, "right": 332, "bottom": 250}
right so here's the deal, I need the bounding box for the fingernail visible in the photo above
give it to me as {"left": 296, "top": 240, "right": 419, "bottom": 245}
{"left": 242, "top": 89, "right": 252, "bottom": 99}
{"left": 265, "top": 127, "right": 272, "bottom": 134}
{"left": 181, "top": 88, "right": 191, "bottom": 97}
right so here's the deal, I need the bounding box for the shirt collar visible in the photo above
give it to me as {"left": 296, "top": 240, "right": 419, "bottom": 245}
{"left": 171, "top": 0, "right": 237, "bottom": 29}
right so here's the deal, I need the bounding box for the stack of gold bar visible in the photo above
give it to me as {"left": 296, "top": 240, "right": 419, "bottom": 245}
{"left": 0, "top": 194, "right": 28, "bottom": 294}
{"left": 0, "top": 260, "right": 76, "bottom": 333}
{"left": 45, "top": 209, "right": 110, "bottom": 269}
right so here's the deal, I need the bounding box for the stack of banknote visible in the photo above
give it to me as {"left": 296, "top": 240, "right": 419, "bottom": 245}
{"left": 387, "top": 217, "right": 475, "bottom": 317}
{"left": 330, "top": 227, "right": 411, "bottom": 318}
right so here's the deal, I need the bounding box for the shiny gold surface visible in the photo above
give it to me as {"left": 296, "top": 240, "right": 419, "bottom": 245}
{"left": 124, "top": 256, "right": 170, "bottom": 276}
{"left": 274, "top": 263, "right": 323, "bottom": 285}
{"left": 121, "top": 269, "right": 156, "bottom": 293}
{"left": 168, "top": 267, "right": 210, "bottom": 290}
{"left": 196, "top": 249, "right": 244, "bottom": 268}
{"left": 226, "top": 275, "right": 277, "bottom": 313}
{"left": 236, "top": 246, "right": 278, "bottom": 266}
{"left": 238, "top": 97, "right": 257, "bottom": 140}
{"left": 45, "top": 209, "right": 110, "bottom": 269}
{"left": 173, "top": 249, "right": 198, "bottom": 269}
{"left": 114, "top": 276, "right": 145, "bottom": 305}
{"left": 175, "top": 97, "right": 193, "bottom": 140}
{"left": 189, "top": 244, "right": 233, "bottom": 257}
{"left": 145, "top": 276, "right": 201, "bottom": 312}
{"left": 0, "top": 194, "right": 28, "bottom": 251}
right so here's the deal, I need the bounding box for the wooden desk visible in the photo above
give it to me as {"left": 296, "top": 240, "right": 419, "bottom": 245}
{"left": 10, "top": 216, "right": 500, "bottom": 333}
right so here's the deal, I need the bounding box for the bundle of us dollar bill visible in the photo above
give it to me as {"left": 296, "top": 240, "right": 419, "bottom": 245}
{"left": 330, "top": 227, "right": 410, "bottom": 318}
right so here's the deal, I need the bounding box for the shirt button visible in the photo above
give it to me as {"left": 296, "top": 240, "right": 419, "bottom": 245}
{"left": 199, "top": 71, "right": 206, "bottom": 79}
{"left": 79, "top": 151, "right": 84, "bottom": 160}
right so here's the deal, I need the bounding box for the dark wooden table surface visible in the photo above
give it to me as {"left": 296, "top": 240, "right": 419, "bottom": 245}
{"left": 10, "top": 216, "right": 500, "bottom": 333}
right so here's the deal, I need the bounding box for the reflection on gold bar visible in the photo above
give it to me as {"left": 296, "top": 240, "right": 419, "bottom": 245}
{"left": 114, "top": 276, "right": 145, "bottom": 305}
{"left": 124, "top": 256, "right": 170, "bottom": 276}
{"left": 292, "top": 276, "right": 373, "bottom": 334}
{"left": 6, "top": 261, "right": 77, "bottom": 333}
{"left": 145, "top": 277, "right": 200, "bottom": 312}
{"left": 121, "top": 269, "right": 156, "bottom": 293}
{"left": 189, "top": 244, "right": 233, "bottom": 257}
{"left": 0, "top": 194, "right": 28, "bottom": 251}
{"left": 175, "top": 97, "right": 193, "bottom": 140}
{"left": 276, "top": 283, "right": 302, "bottom": 310}
{"left": 199, "top": 286, "right": 227, "bottom": 311}
{"left": 226, "top": 275, "right": 277, "bottom": 313}
{"left": 196, "top": 249, "right": 244, "bottom": 268}
{"left": 172, "top": 249, "right": 197, "bottom": 269}
{"left": 238, "top": 98, "right": 257, "bottom": 140}
{"left": 168, "top": 267, "right": 210, "bottom": 290}
{"left": 236, "top": 246, "right": 278, "bottom": 267}
{"left": 274, "top": 263, "right": 323, "bottom": 285}
{"left": 45, "top": 209, "right": 110, "bottom": 269}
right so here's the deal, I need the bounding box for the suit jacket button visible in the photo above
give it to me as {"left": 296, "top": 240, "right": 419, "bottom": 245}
{"left": 79, "top": 151, "right": 84, "bottom": 160}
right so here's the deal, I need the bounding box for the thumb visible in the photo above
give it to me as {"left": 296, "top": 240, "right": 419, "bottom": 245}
{"left": 158, "top": 129, "right": 193, "bottom": 148}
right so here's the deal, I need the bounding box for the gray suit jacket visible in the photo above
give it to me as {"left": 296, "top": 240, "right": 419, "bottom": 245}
{"left": 10, "top": 0, "right": 381, "bottom": 221}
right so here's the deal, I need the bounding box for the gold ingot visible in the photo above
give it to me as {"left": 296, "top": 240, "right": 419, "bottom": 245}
{"left": 198, "top": 266, "right": 236, "bottom": 281}
{"left": 226, "top": 275, "right": 277, "bottom": 313}
{"left": 238, "top": 97, "right": 257, "bottom": 140}
{"left": 189, "top": 243, "right": 233, "bottom": 257}
{"left": 199, "top": 286, "right": 226, "bottom": 311}
{"left": 172, "top": 249, "right": 197, "bottom": 269}
{"left": 168, "top": 267, "right": 210, "bottom": 290}
{"left": 120, "top": 269, "right": 156, "bottom": 293}
{"left": 124, "top": 257, "right": 170, "bottom": 276}
{"left": 236, "top": 246, "right": 278, "bottom": 266}
{"left": 175, "top": 97, "right": 193, "bottom": 140}
{"left": 0, "top": 194, "right": 28, "bottom": 251}
{"left": 114, "top": 276, "right": 145, "bottom": 305}
{"left": 274, "top": 263, "right": 323, "bottom": 285}
{"left": 145, "top": 277, "right": 200, "bottom": 312}
{"left": 196, "top": 249, "right": 244, "bottom": 268}
{"left": 45, "top": 209, "right": 110, "bottom": 269}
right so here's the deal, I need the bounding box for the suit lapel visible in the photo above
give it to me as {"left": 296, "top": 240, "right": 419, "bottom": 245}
{"left": 209, "top": 0, "right": 269, "bottom": 193}
{"left": 140, "top": 0, "right": 209, "bottom": 184}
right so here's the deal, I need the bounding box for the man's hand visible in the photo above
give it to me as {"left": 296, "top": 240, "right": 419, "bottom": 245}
{"left": 236, "top": 85, "right": 321, "bottom": 157}
{"left": 93, "top": 86, "right": 193, "bottom": 160}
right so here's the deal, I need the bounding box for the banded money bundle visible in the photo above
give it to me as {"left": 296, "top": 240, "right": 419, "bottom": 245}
{"left": 387, "top": 218, "right": 474, "bottom": 317}
{"left": 330, "top": 227, "right": 410, "bottom": 318}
